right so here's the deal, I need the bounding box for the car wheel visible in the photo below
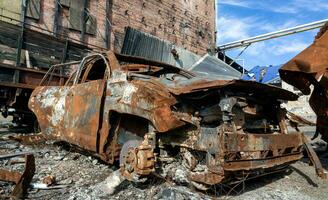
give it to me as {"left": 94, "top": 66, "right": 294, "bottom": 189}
{"left": 119, "top": 140, "right": 144, "bottom": 182}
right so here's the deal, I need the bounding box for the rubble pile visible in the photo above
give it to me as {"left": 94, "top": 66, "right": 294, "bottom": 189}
{"left": 0, "top": 126, "right": 328, "bottom": 199}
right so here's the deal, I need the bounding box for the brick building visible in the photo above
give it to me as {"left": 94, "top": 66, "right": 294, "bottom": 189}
{"left": 110, "top": 0, "right": 216, "bottom": 55}
{"left": 0, "top": 0, "right": 216, "bottom": 55}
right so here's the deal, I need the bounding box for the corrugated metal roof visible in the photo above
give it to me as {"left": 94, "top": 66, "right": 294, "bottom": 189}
{"left": 190, "top": 54, "right": 242, "bottom": 80}
{"left": 121, "top": 27, "right": 201, "bottom": 69}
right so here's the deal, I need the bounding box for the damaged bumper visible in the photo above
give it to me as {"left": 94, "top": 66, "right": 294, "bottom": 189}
{"left": 222, "top": 133, "right": 303, "bottom": 171}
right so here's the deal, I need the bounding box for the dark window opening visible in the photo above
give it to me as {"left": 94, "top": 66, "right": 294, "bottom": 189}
{"left": 84, "top": 59, "right": 107, "bottom": 82}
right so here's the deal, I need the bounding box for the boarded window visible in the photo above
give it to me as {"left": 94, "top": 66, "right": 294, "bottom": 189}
{"left": 69, "top": 0, "right": 85, "bottom": 31}
{"left": 86, "top": 14, "right": 96, "bottom": 35}
{"left": 60, "top": 0, "right": 71, "bottom": 7}
{"left": 26, "top": 0, "right": 41, "bottom": 20}
{"left": 0, "top": 0, "right": 21, "bottom": 25}
{"left": 68, "top": 0, "right": 97, "bottom": 35}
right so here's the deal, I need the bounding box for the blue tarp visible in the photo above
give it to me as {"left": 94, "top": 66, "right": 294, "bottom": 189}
{"left": 243, "top": 65, "right": 282, "bottom": 84}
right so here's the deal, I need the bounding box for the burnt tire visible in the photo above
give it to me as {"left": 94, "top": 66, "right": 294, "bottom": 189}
{"left": 119, "top": 140, "right": 142, "bottom": 166}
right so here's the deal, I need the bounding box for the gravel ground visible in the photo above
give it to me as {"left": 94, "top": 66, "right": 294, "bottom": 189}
{"left": 1, "top": 116, "right": 327, "bottom": 200}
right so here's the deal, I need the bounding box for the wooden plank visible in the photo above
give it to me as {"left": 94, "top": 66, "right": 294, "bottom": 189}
{"left": 0, "top": 19, "right": 92, "bottom": 69}
{"left": 23, "top": 42, "right": 64, "bottom": 59}
{"left": 0, "top": 0, "right": 21, "bottom": 25}
{"left": 24, "top": 32, "right": 66, "bottom": 49}
{"left": 0, "top": 63, "right": 47, "bottom": 74}
{"left": 26, "top": 0, "right": 40, "bottom": 20}
{"left": 0, "top": 52, "right": 17, "bottom": 62}
{"left": 0, "top": 34, "right": 18, "bottom": 48}
{"left": 0, "top": 81, "right": 35, "bottom": 89}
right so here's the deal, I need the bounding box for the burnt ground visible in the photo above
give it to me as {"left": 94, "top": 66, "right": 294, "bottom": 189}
{"left": 1, "top": 117, "right": 328, "bottom": 200}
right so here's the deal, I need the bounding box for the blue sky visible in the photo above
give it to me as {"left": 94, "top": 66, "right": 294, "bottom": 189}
{"left": 216, "top": 0, "right": 328, "bottom": 70}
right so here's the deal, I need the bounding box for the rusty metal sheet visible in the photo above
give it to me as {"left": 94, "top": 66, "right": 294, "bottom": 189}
{"left": 224, "top": 154, "right": 302, "bottom": 171}
{"left": 223, "top": 133, "right": 303, "bottom": 152}
{"left": 0, "top": 154, "right": 35, "bottom": 199}
{"left": 287, "top": 110, "right": 316, "bottom": 126}
{"left": 189, "top": 171, "right": 224, "bottom": 185}
{"left": 280, "top": 25, "right": 328, "bottom": 94}
{"left": 8, "top": 134, "right": 48, "bottom": 145}
{"left": 0, "top": 170, "right": 21, "bottom": 183}
{"left": 105, "top": 76, "right": 184, "bottom": 133}
{"left": 166, "top": 79, "right": 298, "bottom": 101}
{"left": 29, "top": 80, "right": 105, "bottom": 151}
{"left": 302, "top": 135, "right": 327, "bottom": 179}
{"left": 279, "top": 23, "right": 328, "bottom": 142}
{"left": 222, "top": 133, "right": 304, "bottom": 172}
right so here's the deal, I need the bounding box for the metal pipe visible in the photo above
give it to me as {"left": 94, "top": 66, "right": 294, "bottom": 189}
{"left": 218, "top": 18, "right": 328, "bottom": 51}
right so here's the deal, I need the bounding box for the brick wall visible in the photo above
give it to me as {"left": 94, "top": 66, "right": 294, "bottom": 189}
{"left": 110, "top": 0, "right": 216, "bottom": 55}
{"left": 25, "top": 0, "right": 109, "bottom": 50}
{"left": 23, "top": 0, "right": 216, "bottom": 55}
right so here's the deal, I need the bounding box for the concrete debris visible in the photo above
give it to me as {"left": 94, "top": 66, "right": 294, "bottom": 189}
{"left": 0, "top": 127, "right": 328, "bottom": 199}
{"left": 154, "top": 186, "right": 210, "bottom": 200}
{"left": 89, "top": 170, "right": 125, "bottom": 197}
{"left": 42, "top": 175, "right": 56, "bottom": 186}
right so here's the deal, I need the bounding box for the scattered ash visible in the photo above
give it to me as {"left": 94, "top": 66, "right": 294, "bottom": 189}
{"left": 0, "top": 124, "right": 328, "bottom": 200}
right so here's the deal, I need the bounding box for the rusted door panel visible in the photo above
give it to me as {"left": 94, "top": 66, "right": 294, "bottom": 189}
{"left": 63, "top": 80, "right": 105, "bottom": 151}
{"left": 29, "top": 80, "right": 105, "bottom": 151}
{"left": 29, "top": 86, "right": 71, "bottom": 136}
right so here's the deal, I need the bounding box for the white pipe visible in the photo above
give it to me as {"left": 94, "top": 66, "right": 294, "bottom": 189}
{"left": 25, "top": 50, "right": 32, "bottom": 69}
{"left": 218, "top": 19, "right": 328, "bottom": 51}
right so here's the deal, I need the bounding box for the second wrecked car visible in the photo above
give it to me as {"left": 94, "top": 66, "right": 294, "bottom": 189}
{"left": 28, "top": 51, "right": 325, "bottom": 189}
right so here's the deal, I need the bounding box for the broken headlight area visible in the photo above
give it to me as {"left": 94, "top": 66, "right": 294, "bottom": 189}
{"left": 152, "top": 91, "right": 307, "bottom": 187}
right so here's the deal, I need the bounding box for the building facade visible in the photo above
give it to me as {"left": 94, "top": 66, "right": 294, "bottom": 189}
{"left": 110, "top": 0, "right": 216, "bottom": 55}
{"left": 0, "top": 0, "right": 216, "bottom": 55}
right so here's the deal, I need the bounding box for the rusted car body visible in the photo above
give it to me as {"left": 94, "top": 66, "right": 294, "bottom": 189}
{"left": 28, "top": 51, "right": 321, "bottom": 188}
{"left": 280, "top": 23, "right": 328, "bottom": 143}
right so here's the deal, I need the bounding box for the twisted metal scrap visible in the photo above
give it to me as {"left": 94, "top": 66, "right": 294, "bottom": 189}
{"left": 279, "top": 22, "right": 328, "bottom": 143}
{"left": 0, "top": 154, "right": 35, "bottom": 199}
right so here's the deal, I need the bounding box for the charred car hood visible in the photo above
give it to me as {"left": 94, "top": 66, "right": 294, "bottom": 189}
{"left": 160, "top": 77, "right": 298, "bottom": 101}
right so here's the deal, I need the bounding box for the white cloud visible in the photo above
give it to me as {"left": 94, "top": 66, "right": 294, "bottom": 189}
{"left": 218, "top": 0, "right": 328, "bottom": 14}
{"left": 217, "top": 16, "right": 255, "bottom": 43}
{"left": 217, "top": 16, "right": 313, "bottom": 69}
{"left": 219, "top": 0, "right": 251, "bottom": 8}
{"left": 271, "top": 40, "right": 308, "bottom": 55}
{"left": 217, "top": 16, "right": 300, "bottom": 44}
{"left": 216, "top": 0, "right": 323, "bottom": 68}
{"left": 246, "top": 42, "right": 266, "bottom": 56}
{"left": 288, "top": 0, "right": 328, "bottom": 12}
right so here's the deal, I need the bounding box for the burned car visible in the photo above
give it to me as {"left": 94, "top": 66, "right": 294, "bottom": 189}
{"left": 28, "top": 51, "right": 325, "bottom": 189}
